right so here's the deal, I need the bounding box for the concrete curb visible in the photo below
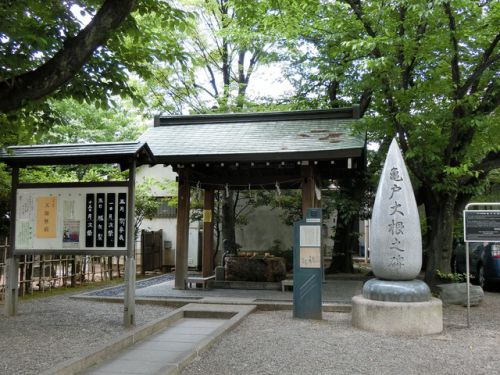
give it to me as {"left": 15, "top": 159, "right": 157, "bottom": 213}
{"left": 71, "top": 294, "right": 352, "bottom": 312}
{"left": 167, "top": 304, "right": 257, "bottom": 374}
{"left": 40, "top": 303, "right": 256, "bottom": 375}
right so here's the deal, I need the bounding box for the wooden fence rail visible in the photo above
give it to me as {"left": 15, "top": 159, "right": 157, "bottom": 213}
{"left": 0, "top": 238, "right": 132, "bottom": 300}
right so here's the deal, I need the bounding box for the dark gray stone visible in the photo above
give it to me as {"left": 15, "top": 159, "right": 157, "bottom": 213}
{"left": 362, "top": 278, "right": 431, "bottom": 302}
{"left": 215, "top": 266, "right": 225, "bottom": 281}
{"left": 225, "top": 256, "right": 286, "bottom": 282}
{"left": 436, "top": 283, "right": 484, "bottom": 306}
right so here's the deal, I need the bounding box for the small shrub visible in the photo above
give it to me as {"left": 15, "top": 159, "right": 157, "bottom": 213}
{"left": 436, "top": 270, "right": 466, "bottom": 283}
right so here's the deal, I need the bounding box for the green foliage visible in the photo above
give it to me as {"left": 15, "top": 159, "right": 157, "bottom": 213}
{"left": 0, "top": 0, "right": 189, "bottom": 129}
{"left": 134, "top": 178, "right": 166, "bottom": 240}
{"left": 272, "top": 0, "right": 499, "bottom": 278}
{"left": 142, "top": 0, "right": 286, "bottom": 114}
{"left": 10, "top": 96, "right": 146, "bottom": 184}
{"left": 280, "top": 0, "right": 499, "bottom": 195}
{"left": 251, "top": 189, "right": 302, "bottom": 226}
{"left": 436, "top": 270, "right": 466, "bottom": 283}
{"left": 46, "top": 98, "right": 147, "bottom": 144}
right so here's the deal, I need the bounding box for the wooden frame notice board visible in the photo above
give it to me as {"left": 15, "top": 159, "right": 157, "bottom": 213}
{"left": 14, "top": 183, "right": 129, "bottom": 255}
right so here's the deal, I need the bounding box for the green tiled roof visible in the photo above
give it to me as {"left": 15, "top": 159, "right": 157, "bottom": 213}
{"left": 0, "top": 141, "right": 155, "bottom": 168}
{"left": 140, "top": 108, "right": 365, "bottom": 163}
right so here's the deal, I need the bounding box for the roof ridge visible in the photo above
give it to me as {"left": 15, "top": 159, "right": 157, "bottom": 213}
{"left": 154, "top": 107, "right": 359, "bottom": 127}
{"left": 9, "top": 141, "right": 141, "bottom": 149}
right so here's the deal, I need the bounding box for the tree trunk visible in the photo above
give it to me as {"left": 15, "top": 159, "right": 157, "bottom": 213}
{"left": 423, "top": 190, "right": 456, "bottom": 286}
{"left": 328, "top": 216, "right": 356, "bottom": 273}
{"left": 213, "top": 190, "right": 222, "bottom": 266}
{"left": 326, "top": 172, "right": 363, "bottom": 274}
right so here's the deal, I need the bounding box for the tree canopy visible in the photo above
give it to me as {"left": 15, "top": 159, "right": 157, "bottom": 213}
{"left": 0, "top": 0, "right": 498, "bottom": 282}
{"left": 278, "top": 0, "right": 499, "bottom": 281}
{"left": 142, "top": 0, "right": 283, "bottom": 114}
{"left": 0, "top": 0, "right": 188, "bottom": 135}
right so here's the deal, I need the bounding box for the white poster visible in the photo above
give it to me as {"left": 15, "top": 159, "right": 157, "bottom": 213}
{"left": 16, "top": 220, "right": 33, "bottom": 249}
{"left": 63, "top": 200, "right": 76, "bottom": 220}
{"left": 300, "top": 247, "right": 321, "bottom": 268}
{"left": 299, "top": 225, "right": 321, "bottom": 247}
{"left": 17, "top": 194, "right": 34, "bottom": 220}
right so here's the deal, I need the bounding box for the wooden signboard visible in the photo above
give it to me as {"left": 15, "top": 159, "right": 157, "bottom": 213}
{"left": 15, "top": 183, "right": 128, "bottom": 255}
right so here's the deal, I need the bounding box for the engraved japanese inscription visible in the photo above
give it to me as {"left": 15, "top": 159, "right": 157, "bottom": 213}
{"left": 370, "top": 139, "right": 422, "bottom": 280}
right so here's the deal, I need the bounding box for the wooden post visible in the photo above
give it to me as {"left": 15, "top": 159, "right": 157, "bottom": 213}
{"left": 301, "top": 164, "right": 316, "bottom": 216}
{"left": 175, "top": 168, "right": 190, "bottom": 289}
{"left": 202, "top": 187, "right": 214, "bottom": 277}
{"left": 5, "top": 167, "right": 19, "bottom": 317}
{"left": 123, "top": 159, "right": 136, "bottom": 327}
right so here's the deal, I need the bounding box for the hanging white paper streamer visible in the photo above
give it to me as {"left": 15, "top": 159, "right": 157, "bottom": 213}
{"left": 315, "top": 184, "right": 321, "bottom": 201}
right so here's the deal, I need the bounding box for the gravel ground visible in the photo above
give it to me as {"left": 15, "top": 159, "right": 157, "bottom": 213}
{"left": 0, "top": 293, "right": 174, "bottom": 375}
{"left": 1, "top": 288, "right": 499, "bottom": 375}
{"left": 182, "top": 292, "right": 500, "bottom": 375}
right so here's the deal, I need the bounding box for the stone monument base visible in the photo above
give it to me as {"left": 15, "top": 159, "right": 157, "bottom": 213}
{"left": 352, "top": 295, "right": 443, "bottom": 335}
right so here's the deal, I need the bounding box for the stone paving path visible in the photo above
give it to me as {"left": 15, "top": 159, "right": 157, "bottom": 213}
{"left": 83, "top": 317, "right": 227, "bottom": 375}
{"left": 81, "top": 275, "right": 363, "bottom": 305}
{"left": 38, "top": 303, "right": 256, "bottom": 375}
{"left": 86, "top": 274, "right": 175, "bottom": 297}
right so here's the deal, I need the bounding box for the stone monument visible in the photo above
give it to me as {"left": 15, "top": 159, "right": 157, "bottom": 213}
{"left": 352, "top": 139, "right": 443, "bottom": 335}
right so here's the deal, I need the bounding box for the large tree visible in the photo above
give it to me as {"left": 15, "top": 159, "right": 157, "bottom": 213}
{"left": 0, "top": 0, "right": 135, "bottom": 113}
{"left": 281, "top": 0, "right": 499, "bottom": 283}
{"left": 0, "top": 0, "right": 187, "bottom": 123}
{"left": 144, "top": 0, "right": 280, "bottom": 114}
{"left": 144, "top": 0, "right": 284, "bottom": 251}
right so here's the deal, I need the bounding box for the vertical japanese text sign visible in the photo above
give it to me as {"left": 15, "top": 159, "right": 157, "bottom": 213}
{"left": 370, "top": 139, "right": 422, "bottom": 280}
{"left": 36, "top": 196, "right": 57, "bottom": 238}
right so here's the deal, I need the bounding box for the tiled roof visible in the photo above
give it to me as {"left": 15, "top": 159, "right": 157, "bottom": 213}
{"left": 140, "top": 108, "right": 365, "bottom": 163}
{"left": 0, "top": 141, "right": 155, "bottom": 168}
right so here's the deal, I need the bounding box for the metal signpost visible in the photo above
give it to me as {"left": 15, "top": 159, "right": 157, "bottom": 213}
{"left": 463, "top": 203, "right": 500, "bottom": 327}
{"left": 293, "top": 208, "right": 323, "bottom": 320}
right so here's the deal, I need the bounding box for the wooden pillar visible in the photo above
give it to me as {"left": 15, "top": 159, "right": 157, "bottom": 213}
{"left": 202, "top": 187, "right": 214, "bottom": 277}
{"left": 301, "top": 163, "right": 321, "bottom": 215}
{"left": 5, "top": 167, "right": 19, "bottom": 316}
{"left": 301, "top": 164, "right": 316, "bottom": 216}
{"left": 175, "top": 168, "right": 190, "bottom": 289}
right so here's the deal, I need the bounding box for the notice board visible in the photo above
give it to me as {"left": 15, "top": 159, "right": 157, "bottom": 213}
{"left": 15, "top": 184, "right": 128, "bottom": 255}
{"left": 463, "top": 210, "right": 500, "bottom": 242}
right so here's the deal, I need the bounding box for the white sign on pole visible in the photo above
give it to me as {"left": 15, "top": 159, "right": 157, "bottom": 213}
{"left": 463, "top": 210, "right": 500, "bottom": 242}
{"left": 299, "top": 225, "right": 321, "bottom": 247}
